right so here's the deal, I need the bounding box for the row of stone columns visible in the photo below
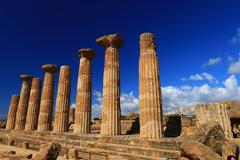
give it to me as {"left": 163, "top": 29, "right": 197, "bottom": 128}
{"left": 6, "top": 32, "right": 163, "bottom": 139}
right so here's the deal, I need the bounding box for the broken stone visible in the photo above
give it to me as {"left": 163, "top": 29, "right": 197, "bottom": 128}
{"left": 32, "top": 143, "right": 61, "bottom": 160}
{"left": 68, "top": 148, "right": 78, "bottom": 160}
{"left": 180, "top": 140, "right": 224, "bottom": 160}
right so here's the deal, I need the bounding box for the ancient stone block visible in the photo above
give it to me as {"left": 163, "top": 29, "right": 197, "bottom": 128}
{"left": 195, "top": 103, "right": 233, "bottom": 138}
{"left": 180, "top": 140, "right": 224, "bottom": 160}
{"left": 32, "top": 143, "right": 61, "bottom": 160}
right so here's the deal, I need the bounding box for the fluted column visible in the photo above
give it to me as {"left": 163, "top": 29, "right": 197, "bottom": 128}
{"left": 6, "top": 95, "right": 20, "bottom": 130}
{"left": 38, "top": 64, "right": 59, "bottom": 131}
{"left": 139, "top": 32, "right": 163, "bottom": 139}
{"left": 25, "top": 78, "right": 42, "bottom": 131}
{"left": 96, "top": 34, "right": 123, "bottom": 135}
{"left": 15, "top": 75, "right": 33, "bottom": 130}
{"left": 74, "top": 49, "right": 96, "bottom": 134}
{"left": 53, "top": 65, "right": 71, "bottom": 133}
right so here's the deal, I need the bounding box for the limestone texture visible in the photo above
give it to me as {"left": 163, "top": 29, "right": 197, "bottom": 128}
{"left": 139, "top": 32, "right": 163, "bottom": 139}
{"left": 6, "top": 95, "right": 20, "bottom": 130}
{"left": 15, "top": 75, "right": 33, "bottom": 130}
{"left": 96, "top": 34, "right": 123, "bottom": 135}
{"left": 38, "top": 64, "right": 58, "bottom": 131}
{"left": 32, "top": 143, "right": 61, "bottom": 160}
{"left": 74, "top": 48, "right": 95, "bottom": 134}
{"left": 195, "top": 103, "right": 233, "bottom": 138}
{"left": 53, "top": 65, "right": 71, "bottom": 133}
{"left": 25, "top": 78, "right": 41, "bottom": 131}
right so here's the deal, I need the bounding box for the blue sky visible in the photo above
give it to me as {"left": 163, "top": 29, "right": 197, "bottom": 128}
{"left": 1, "top": 0, "right": 240, "bottom": 118}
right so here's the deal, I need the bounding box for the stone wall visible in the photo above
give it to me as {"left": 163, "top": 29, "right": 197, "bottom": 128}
{"left": 195, "top": 103, "right": 233, "bottom": 138}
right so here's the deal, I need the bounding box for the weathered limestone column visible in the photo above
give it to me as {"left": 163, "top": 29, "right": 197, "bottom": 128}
{"left": 25, "top": 78, "right": 42, "bottom": 131}
{"left": 38, "top": 64, "right": 59, "bottom": 131}
{"left": 69, "top": 107, "right": 75, "bottom": 123}
{"left": 53, "top": 66, "right": 71, "bottom": 133}
{"left": 6, "top": 95, "right": 20, "bottom": 130}
{"left": 74, "top": 49, "right": 96, "bottom": 134}
{"left": 139, "top": 32, "right": 163, "bottom": 139}
{"left": 15, "top": 75, "right": 33, "bottom": 130}
{"left": 96, "top": 34, "right": 123, "bottom": 135}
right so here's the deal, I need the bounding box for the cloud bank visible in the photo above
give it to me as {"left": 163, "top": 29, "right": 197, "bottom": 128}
{"left": 70, "top": 75, "right": 240, "bottom": 118}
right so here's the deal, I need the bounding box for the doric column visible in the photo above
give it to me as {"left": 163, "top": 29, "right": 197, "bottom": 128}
{"left": 6, "top": 95, "right": 20, "bottom": 130}
{"left": 96, "top": 34, "right": 123, "bottom": 135}
{"left": 25, "top": 77, "right": 42, "bottom": 131}
{"left": 139, "top": 32, "right": 163, "bottom": 139}
{"left": 74, "top": 49, "right": 96, "bottom": 134}
{"left": 53, "top": 65, "right": 71, "bottom": 133}
{"left": 38, "top": 64, "right": 59, "bottom": 131}
{"left": 15, "top": 75, "right": 33, "bottom": 130}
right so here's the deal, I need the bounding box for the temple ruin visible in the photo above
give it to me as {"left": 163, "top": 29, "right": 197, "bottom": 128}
{"left": 1, "top": 32, "right": 240, "bottom": 160}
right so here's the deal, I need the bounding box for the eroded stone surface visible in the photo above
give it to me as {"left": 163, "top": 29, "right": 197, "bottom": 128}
{"left": 96, "top": 34, "right": 123, "bottom": 136}
{"left": 74, "top": 49, "right": 95, "bottom": 134}
{"left": 32, "top": 143, "right": 61, "bottom": 160}
{"left": 6, "top": 95, "right": 20, "bottom": 130}
{"left": 139, "top": 32, "right": 163, "bottom": 139}
{"left": 53, "top": 66, "right": 71, "bottom": 133}
{"left": 15, "top": 75, "right": 33, "bottom": 130}
{"left": 180, "top": 140, "right": 224, "bottom": 160}
{"left": 38, "top": 64, "right": 59, "bottom": 132}
{"left": 25, "top": 78, "right": 41, "bottom": 131}
{"left": 195, "top": 103, "right": 233, "bottom": 138}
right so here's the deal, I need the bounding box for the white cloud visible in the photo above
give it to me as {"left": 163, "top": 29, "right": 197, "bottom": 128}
{"left": 70, "top": 103, "right": 76, "bottom": 108}
{"left": 203, "top": 57, "right": 221, "bottom": 66}
{"left": 185, "top": 72, "right": 218, "bottom": 83}
{"left": 231, "top": 28, "right": 240, "bottom": 43}
{"left": 162, "top": 75, "right": 240, "bottom": 112}
{"left": 71, "top": 76, "right": 240, "bottom": 117}
{"left": 120, "top": 92, "right": 139, "bottom": 115}
{"left": 228, "top": 53, "right": 240, "bottom": 74}
{"left": 90, "top": 91, "right": 139, "bottom": 118}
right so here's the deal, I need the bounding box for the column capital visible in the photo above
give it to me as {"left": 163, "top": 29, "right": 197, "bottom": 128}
{"left": 20, "top": 75, "right": 33, "bottom": 81}
{"left": 140, "top": 32, "right": 156, "bottom": 51}
{"left": 42, "top": 64, "right": 59, "bottom": 73}
{"left": 96, "top": 34, "right": 124, "bottom": 49}
{"left": 77, "top": 48, "right": 96, "bottom": 60}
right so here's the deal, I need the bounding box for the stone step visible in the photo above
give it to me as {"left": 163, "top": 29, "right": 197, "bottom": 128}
{"left": 10, "top": 134, "right": 181, "bottom": 159}
{"left": 1, "top": 137, "right": 178, "bottom": 160}
{"left": 12, "top": 130, "right": 180, "bottom": 150}
{"left": 74, "top": 146, "right": 174, "bottom": 160}
{"left": 0, "top": 130, "right": 181, "bottom": 159}
{"left": 79, "top": 141, "right": 181, "bottom": 159}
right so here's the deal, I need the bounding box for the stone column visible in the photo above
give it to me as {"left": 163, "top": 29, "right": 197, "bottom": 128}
{"left": 25, "top": 78, "right": 42, "bottom": 131}
{"left": 53, "top": 65, "right": 71, "bottom": 133}
{"left": 69, "top": 107, "right": 75, "bottom": 123}
{"left": 74, "top": 49, "right": 96, "bottom": 134}
{"left": 96, "top": 34, "right": 123, "bottom": 135}
{"left": 15, "top": 75, "right": 33, "bottom": 130}
{"left": 38, "top": 64, "right": 59, "bottom": 131}
{"left": 139, "top": 32, "right": 163, "bottom": 139}
{"left": 6, "top": 95, "right": 20, "bottom": 130}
